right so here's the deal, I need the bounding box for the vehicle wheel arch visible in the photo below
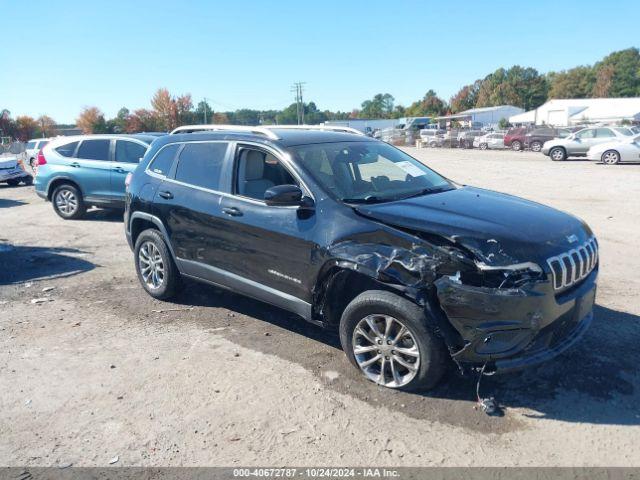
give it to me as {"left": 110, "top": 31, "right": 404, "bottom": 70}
{"left": 129, "top": 212, "right": 176, "bottom": 259}
{"left": 47, "top": 177, "right": 83, "bottom": 201}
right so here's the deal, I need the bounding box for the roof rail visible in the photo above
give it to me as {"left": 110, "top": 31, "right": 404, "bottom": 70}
{"left": 264, "top": 125, "right": 366, "bottom": 136}
{"left": 170, "top": 124, "right": 279, "bottom": 140}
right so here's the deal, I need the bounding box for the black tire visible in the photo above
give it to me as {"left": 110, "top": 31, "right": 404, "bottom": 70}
{"left": 479, "top": 143, "right": 488, "bottom": 150}
{"left": 6, "top": 179, "right": 20, "bottom": 187}
{"left": 134, "top": 228, "right": 181, "bottom": 300}
{"left": 428, "top": 141, "right": 437, "bottom": 148}
{"left": 22, "top": 176, "right": 33, "bottom": 186}
{"left": 601, "top": 150, "right": 620, "bottom": 165}
{"left": 549, "top": 146, "right": 567, "bottom": 162}
{"left": 52, "top": 183, "right": 86, "bottom": 220}
{"left": 339, "top": 290, "right": 447, "bottom": 392}
{"left": 511, "top": 140, "right": 522, "bottom": 151}
{"left": 530, "top": 141, "right": 542, "bottom": 152}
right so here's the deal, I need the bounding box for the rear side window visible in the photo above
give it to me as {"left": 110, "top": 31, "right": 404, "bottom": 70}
{"left": 115, "top": 140, "right": 148, "bottom": 163}
{"left": 55, "top": 141, "right": 79, "bottom": 157}
{"left": 77, "top": 139, "right": 111, "bottom": 160}
{"left": 595, "top": 128, "right": 615, "bottom": 138}
{"left": 175, "top": 142, "right": 228, "bottom": 191}
{"left": 148, "top": 144, "right": 179, "bottom": 176}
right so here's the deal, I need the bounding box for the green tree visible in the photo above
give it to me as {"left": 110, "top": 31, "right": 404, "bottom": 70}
{"left": 405, "top": 90, "right": 446, "bottom": 117}
{"left": 547, "top": 66, "right": 596, "bottom": 99}
{"left": 196, "top": 101, "right": 214, "bottom": 124}
{"left": 592, "top": 48, "right": 640, "bottom": 97}
{"left": 476, "top": 66, "right": 548, "bottom": 110}
{"left": 449, "top": 80, "right": 482, "bottom": 113}
{"left": 359, "top": 93, "right": 395, "bottom": 118}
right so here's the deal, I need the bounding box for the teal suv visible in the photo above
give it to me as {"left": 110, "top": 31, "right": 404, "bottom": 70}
{"left": 34, "top": 134, "right": 156, "bottom": 219}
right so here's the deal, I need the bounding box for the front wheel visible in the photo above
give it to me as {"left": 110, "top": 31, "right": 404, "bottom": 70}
{"left": 479, "top": 143, "right": 488, "bottom": 150}
{"left": 549, "top": 147, "right": 567, "bottom": 161}
{"left": 339, "top": 290, "right": 447, "bottom": 391}
{"left": 601, "top": 150, "right": 620, "bottom": 165}
{"left": 134, "top": 229, "right": 181, "bottom": 300}
{"left": 511, "top": 140, "right": 522, "bottom": 151}
{"left": 530, "top": 141, "right": 542, "bottom": 152}
{"left": 6, "top": 179, "right": 21, "bottom": 187}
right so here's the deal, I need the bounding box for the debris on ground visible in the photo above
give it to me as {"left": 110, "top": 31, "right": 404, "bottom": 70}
{"left": 109, "top": 455, "right": 119, "bottom": 464}
{"left": 42, "top": 287, "right": 55, "bottom": 292}
{"left": 30, "top": 298, "right": 51, "bottom": 304}
{"left": 151, "top": 307, "right": 194, "bottom": 313}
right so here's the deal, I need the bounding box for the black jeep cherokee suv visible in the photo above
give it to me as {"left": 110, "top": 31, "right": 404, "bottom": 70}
{"left": 125, "top": 126, "right": 598, "bottom": 391}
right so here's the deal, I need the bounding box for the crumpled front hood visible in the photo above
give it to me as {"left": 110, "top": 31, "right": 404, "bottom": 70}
{"left": 354, "top": 186, "right": 592, "bottom": 267}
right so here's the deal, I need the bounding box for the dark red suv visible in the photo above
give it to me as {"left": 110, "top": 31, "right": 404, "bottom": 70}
{"left": 504, "top": 127, "right": 531, "bottom": 151}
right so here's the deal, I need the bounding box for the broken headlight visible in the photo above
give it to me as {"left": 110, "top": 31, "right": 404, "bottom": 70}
{"left": 458, "top": 262, "right": 544, "bottom": 289}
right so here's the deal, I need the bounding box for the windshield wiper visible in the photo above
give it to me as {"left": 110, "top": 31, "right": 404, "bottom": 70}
{"left": 342, "top": 195, "right": 388, "bottom": 204}
{"left": 395, "top": 185, "right": 453, "bottom": 201}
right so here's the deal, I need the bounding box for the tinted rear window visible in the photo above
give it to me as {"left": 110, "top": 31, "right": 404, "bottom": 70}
{"left": 55, "top": 141, "right": 79, "bottom": 157}
{"left": 148, "top": 144, "right": 179, "bottom": 176}
{"left": 115, "top": 140, "right": 148, "bottom": 163}
{"left": 77, "top": 139, "right": 111, "bottom": 160}
{"left": 174, "top": 142, "right": 228, "bottom": 190}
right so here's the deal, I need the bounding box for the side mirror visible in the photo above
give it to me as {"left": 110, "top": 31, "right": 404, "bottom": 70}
{"left": 264, "top": 184, "right": 305, "bottom": 207}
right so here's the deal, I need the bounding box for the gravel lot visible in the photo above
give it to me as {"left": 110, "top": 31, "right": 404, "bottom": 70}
{"left": 1, "top": 148, "right": 639, "bottom": 467}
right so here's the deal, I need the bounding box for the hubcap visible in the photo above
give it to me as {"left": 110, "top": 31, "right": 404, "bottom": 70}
{"left": 55, "top": 189, "right": 77, "bottom": 215}
{"left": 138, "top": 241, "right": 165, "bottom": 289}
{"left": 352, "top": 314, "right": 420, "bottom": 388}
{"left": 603, "top": 151, "right": 618, "bottom": 164}
{"left": 532, "top": 143, "right": 541, "bottom": 152}
{"left": 551, "top": 149, "right": 564, "bottom": 160}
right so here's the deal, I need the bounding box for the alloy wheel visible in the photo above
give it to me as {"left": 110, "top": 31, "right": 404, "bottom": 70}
{"left": 551, "top": 148, "right": 565, "bottom": 161}
{"left": 55, "top": 189, "right": 78, "bottom": 215}
{"left": 531, "top": 142, "right": 542, "bottom": 152}
{"left": 602, "top": 150, "right": 620, "bottom": 165}
{"left": 352, "top": 314, "right": 420, "bottom": 388}
{"left": 138, "top": 241, "right": 165, "bottom": 289}
{"left": 512, "top": 141, "right": 522, "bottom": 151}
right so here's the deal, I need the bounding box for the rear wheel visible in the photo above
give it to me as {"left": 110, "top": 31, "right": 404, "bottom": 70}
{"left": 549, "top": 147, "right": 567, "bottom": 161}
{"left": 340, "top": 290, "right": 447, "bottom": 391}
{"left": 601, "top": 150, "right": 620, "bottom": 165}
{"left": 134, "top": 228, "right": 181, "bottom": 300}
{"left": 22, "top": 176, "right": 33, "bottom": 186}
{"left": 511, "top": 140, "right": 522, "bottom": 151}
{"left": 530, "top": 141, "right": 542, "bottom": 152}
{"left": 479, "top": 143, "right": 488, "bottom": 150}
{"left": 52, "top": 184, "right": 86, "bottom": 220}
{"left": 6, "top": 179, "right": 20, "bottom": 187}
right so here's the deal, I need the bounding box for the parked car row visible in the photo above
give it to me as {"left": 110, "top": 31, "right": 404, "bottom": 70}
{"left": 25, "top": 125, "right": 600, "bottom": 392}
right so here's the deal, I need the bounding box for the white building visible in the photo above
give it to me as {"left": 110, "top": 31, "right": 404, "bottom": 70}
{"left": 434, "top": 105, "right": 524, "bottom": 129}
{"left": 509, "top": 98, "right": 640, "bottom": 126}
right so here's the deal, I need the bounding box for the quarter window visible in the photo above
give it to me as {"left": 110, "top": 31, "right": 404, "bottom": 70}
{"left": 77, "top": 139, "right": 111, "bottom": 160}
{"left": 55, "top": 141, "right": 79, "bottom": 157}
{"left": 175, "top": 142, "right": 228, "bottom": 190}
{"left": 115, "top": 140, "right": 148, "bottom": 164}
{"left": 148, "top": 144, "right": 179, "bottom": 176}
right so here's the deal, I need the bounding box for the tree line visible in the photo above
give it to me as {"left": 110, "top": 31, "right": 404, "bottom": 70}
{"left": 2, "top": 47, "right": 638, "bottom": 140}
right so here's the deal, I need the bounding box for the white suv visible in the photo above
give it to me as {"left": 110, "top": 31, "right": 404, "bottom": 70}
{"left": 25, "top": 138, "right": 51, "bottom": 169}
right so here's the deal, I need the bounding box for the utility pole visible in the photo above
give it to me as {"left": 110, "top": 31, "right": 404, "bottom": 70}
{"left": 291, "top": 82, "right": 306, "bottom": 125}
{"left": 203, "top": 97, "right": 208, "bottom": 124}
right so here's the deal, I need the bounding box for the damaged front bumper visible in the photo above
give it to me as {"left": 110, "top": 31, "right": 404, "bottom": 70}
{"left": 434, "top": 267, "right": 597, "bottom": 373}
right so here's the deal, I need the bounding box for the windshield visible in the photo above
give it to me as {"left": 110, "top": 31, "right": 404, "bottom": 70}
{"left": 291, "top": 141, "right": 453, "bottom": 203}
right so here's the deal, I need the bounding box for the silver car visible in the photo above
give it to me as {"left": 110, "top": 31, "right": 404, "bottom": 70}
{"left": 542, "top": 127, "right": 634, "bottom": 161}
{"left": 586, "top": 134, "right": 640, "bottom": 165}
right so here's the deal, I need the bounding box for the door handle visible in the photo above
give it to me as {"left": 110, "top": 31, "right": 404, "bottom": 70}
{"left": 158, "top": 190, "right": 173, "bottom": 200}
{"left": 113, "top": 166, "right": 125, "bottom": 173}
{"left": 70, "top": 162, "right": 80, "bottom": 168}
{"left": 222, "top": 207, "right": 243, "bottom": 217}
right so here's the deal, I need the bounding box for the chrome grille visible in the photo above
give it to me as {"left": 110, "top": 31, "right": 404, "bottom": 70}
{"left": 547, "top": 237, "right": 598, "bottom": 291}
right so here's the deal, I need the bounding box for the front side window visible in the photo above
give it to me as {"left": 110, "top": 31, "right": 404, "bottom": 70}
{"left": 174, "top": 142, "right": 228, "bottom": 191}
{"left": 55, "top": 141, "right": 79, "bottom": 157}
{"left": 576, "top": 129, "right": 596, "bottom": 139}
{"left": 235, "top": 147, "right": 296, "bottom": 200}
{"left": 148, "top": 144, "right": 179, "bottom": 176}
{"left": 115, "top": 140, "right": 148, "bottom": 164}
{"left": 37, "top": 141, "right": 49, "bottom": 149}
{"left": 77, "top": 139, "right": 111, "bottom": 160}
{"left": 26, "top": 141, "right": 36, "bottom": 149}
{"left": 291, "top": 141, "right": 452, "bottom": 203}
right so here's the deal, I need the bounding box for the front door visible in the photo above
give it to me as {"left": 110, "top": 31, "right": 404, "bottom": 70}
{"left": 218, "top": 144, "right": 316, "bottom": 306}
{"left": 112, "top": 139, "right": 148, "bottom": 201}
{"left": 572, "top": 128, "right": 598, "bottom": 154}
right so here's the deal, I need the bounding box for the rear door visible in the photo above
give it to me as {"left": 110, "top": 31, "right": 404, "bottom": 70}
{"left": 593, "top": 128, "right": 617, "bottom": 147}
{"left": 112, "top": 139, "right": 148, "bottom": 200}
{"left": 572, "top": 128, "right": 598, "bottom": 154}
{"left": 152, "top": 141, "right": 231, "bottom": 265}
{"left": 75, "top": 139, "right": 113, "bottom": 200}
